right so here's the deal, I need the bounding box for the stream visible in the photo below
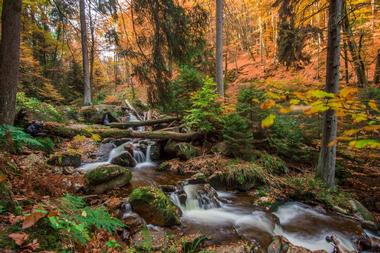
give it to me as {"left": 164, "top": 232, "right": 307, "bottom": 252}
{"left": 79, "top": 137, "right": 379, "bottom": 252}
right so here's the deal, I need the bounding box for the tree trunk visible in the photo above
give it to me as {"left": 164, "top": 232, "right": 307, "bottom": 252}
{"left": 317, "top": 0, "right": 343, "bottom": 187}
{"left": 216, "top": 0, "right": 224, "bottom": 97}
{"left": 375, "top": 49, "right": 380, "bottom": 84}
{"left": 109, "top": 117, "right": 180, "bottom": 129}
{"left": 89, "top": 2, "right": 96, "bottom": 87}
{"left": 0, "top": 0, "right": 22, "bottom": 125}
{"left": 42, "top": 122, "right": 203, "bottom": 141}
{"left": 342, "top": 3, "right": 368, "bottom": 87}
{"left": 80, "top": 0, "right": 92, "bottom": 105}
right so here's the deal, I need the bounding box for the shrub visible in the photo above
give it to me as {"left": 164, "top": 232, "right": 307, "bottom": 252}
{"left": 167, "top": 65, "right": 204, "bottom": 114}
{"left": 16, "top": 92, "right": 63, "bottom": 122}
{"left": 236, "top": 87, "right": 267, "bottom": 122}
{"left": 0, "top": 125, "right": 51, "bottom": 153}
{"left": 184, "top": 78, "right": 222, "bottom": 133}
{"left": 221, "top": 113, "right": 253, "bottom": 160}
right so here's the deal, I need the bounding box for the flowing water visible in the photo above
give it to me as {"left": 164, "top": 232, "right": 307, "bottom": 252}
{"left": 78, "top": 135, "right": 379, "bottom": 252}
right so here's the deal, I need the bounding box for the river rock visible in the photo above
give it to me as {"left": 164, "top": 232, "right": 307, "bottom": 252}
{"left": 85, "top": 164, "right": 132, "bottom": 194}
{"left": 268, "top": 236, "right": 326, "bottom": 253}
{"left": 47, "top": 151, "right": 81, "bottom": 167}
{"left": 110, "top": 151, "right": 136, "bottom": 167}
{"left": 195, "top": 184, "right": 221, "bottom": 209}
{"left": 164, "top": 141, "right": 200, "bottom": 161}
{"left": 129, "top": 186, "right": 181, "bottom": 227}
{"left": 131, "top": 227, "right": 168, "bottom": 251}
{"left": 149, "top": 143, "right": 161, "bottom": 161}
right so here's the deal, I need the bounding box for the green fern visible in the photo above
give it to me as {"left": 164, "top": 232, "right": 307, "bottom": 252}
{"left": 0, "top": 125, "right": 45, "bottom": 153}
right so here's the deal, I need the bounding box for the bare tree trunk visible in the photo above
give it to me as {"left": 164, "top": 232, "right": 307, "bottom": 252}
{"left": 342, "top": 3, "right": 368, "bottom": 87}
{"left": 80, "top": 0, "right": 92, "bottom": 105}
{"left": 375, "top": 49, "right": 380, "bottom": 84}
{"left": 343, "top": 34, "right": 350, "bottom": 85}
{"left": 317, "top": 0, "right": 343, "bottom": 187}
{"left": 89, "top": 1, "right": 96, "bottom": 88}
{"left": 216, "top": 0, "right": 224, "bottom": 97}
{"left": 0, "top": 0, "right": 22, "bottom": 125}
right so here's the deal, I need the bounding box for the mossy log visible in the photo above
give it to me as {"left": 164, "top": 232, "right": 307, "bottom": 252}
{"left": 43, "top": 122, "right": 203, "bottom": 141}
{"left": 109, "top": 117, "right": 180, "bottom": 129}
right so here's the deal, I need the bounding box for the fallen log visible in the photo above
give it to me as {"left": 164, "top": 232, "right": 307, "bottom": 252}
{"left": 109, "top": 117, "right": 180, "bottom": 129}
{"left": 43, "top": 122, "right": 202, "bottom": 141}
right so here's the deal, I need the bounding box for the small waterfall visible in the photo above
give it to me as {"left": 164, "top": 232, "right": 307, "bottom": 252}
{"left": 133, "top": 149, "right": 146, "bottom": 164}
{"left": 146, "top": 144, "right": 152, "bottom": 162}
{"left": 128, "top": 112, "right": 145, "bottom": 132}
{"left": 172, "top": 184, "right": 221, "bottom": 211}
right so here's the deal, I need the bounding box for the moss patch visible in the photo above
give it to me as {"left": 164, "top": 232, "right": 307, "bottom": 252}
{"left": 256, "top": 152, "right": 288, "bottom": 175}
{"left": 129, "top": 186, "right": 180, "bottom": 227}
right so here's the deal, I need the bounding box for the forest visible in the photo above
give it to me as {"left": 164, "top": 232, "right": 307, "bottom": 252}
{"left": 0, "top": 0, "right": 379, "bottom": 252}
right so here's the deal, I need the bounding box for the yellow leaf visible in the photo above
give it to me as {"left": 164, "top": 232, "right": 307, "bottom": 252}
{"left": 306, "top": 90, "right": 334, "bottom": 99}
{"left": 267, "top": 91, "right": 281, "bottom": 100}
{"left": 293, "top": 92, "right": 305, "bottom": 100}
{"left": 352, "top": 113, "right": 367, "bottom": 123}
{"left": 342, "top": 129, "right": 360, "bottom": 136}
{"left": 261, "top": 114, "right": 276, "bottom": 128}
{"left": 340, "top": 87, "right": 358, "bottom": 99}
{"left": 260, "top": 99, "right": 276, "bottom": 110}
{"left": 91, "top": 134, "right": 102, "bottom": 142}
{"left": 290, "top": 99, "right": 300, "bottom": 105}
{"left": 328, "top": 140, "right": 337, "bottom": 147}
{"left": 368, "top": 100, "right": 380, "bottom": 112}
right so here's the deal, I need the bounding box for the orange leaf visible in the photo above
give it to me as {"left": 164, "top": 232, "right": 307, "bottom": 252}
{"left": 9, "top": 232, "right": 29, "bottom": 246}
{"left": 328, "top": 140, "right": 337, "bottom": 148}
{"left": 22, "top": 212, "right": 47, "bottom": 229}
{"left": 0, "top": 175, "right": 6, "bottom": 183}
{"left": 260, "top": 99, "right": 276, "bottom": 110}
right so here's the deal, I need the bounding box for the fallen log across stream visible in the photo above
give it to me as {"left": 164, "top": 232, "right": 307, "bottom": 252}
{"left": 43, "top": 122, "right": 203, "bottom": 141}
{"left": 108, "top": 117, "right": 180, "bottom": 129}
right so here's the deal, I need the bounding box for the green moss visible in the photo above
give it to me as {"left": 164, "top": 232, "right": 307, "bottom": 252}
{"left": 285, "top": 175, "right": 351, "bottom": 209}
{"left": 85, "top": 165, "right": 131, "bottom": 186}
{"left": 257, "top": 152, "right": 288, "bottom": 175}
{"left": 158, "top": 162, "right": 170, "bottom": 172}
{"left": 129, "top": 186, "right": 180, "bottom": 226}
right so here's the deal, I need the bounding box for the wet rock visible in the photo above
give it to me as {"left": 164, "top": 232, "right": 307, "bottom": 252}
{"left": 164, "top": 141, "right": 200, "bottom": 161}
{"left": 188, "top": 172, "right": 207, "bottom": 184}
{"left": 149, "top": 143, "right": 161, "bottom": 161}
{"left": 208, "top": 171, "right": 225, "bottom": 190}
{"left": 175, "top": 187, "right": 187, "bottom": 206}
{"left": 129, "top": 186, "right": 181, "bottom": 227}
{"left": 121, "top": 203, "right": 146, "bottom": 234}
{"left": 85, "top": 164, "right": 132, "bottom": 194}
{"left": 98, "top": 143, "right": 116, "bottom": 161}
{"left": 110, "top": 151, "right": 136, "bottom": 167}
{"left": 47, "top": 151, "right": 81, "bottom": 167}
{"left": 349, "top": 200, "right": 377, "bottom": 229}
{"left": 194, "top": 184, "right": 221, "bottom": 209}
{"left": 268, "top": 236, "right": 326, "bottom": 253}
{"left": 157, "top": 160, "right": 184, "bottom": 174}
{"left": 131, "top": 227, "right": 168, "bottom": 251}
{"left": 160, "top": 185, "right": 177, "bottom": 193}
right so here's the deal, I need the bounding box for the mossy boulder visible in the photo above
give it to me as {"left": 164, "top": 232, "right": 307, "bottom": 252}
{"left": 164, "top": 141, "right": 200, "bottom": 161}
{"left": 209, "top": 162, "right": 266, "bottom": 191}
{"left": 79, "top": 105, "right": 121, "bottom": 124}
{"left": 129, "top": 186, "right": 181, "bottom": 227}
{"left": 110, "top": 152, "right": 136, "bottom": 167}
{"left": 85, "top": 164, "right": 132, "bottom": 193}
{"left": 47, "top": 151, "right": 81, "bottom": 167}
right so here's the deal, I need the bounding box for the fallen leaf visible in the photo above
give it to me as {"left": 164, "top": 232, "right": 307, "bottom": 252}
{"left": 26, "top": 239, "right": 39, "bottom": 250}
{"left": 0, "top": 175, "right": 6, "bottom": 183}
{"left": 22, "top": 212, "right": 47, "bottom": 229}
{"left": 9, "top": 232, "right": 29, "bottom": 246}
{"left": 9, "top": 214, "right": 25, "bottom": 225}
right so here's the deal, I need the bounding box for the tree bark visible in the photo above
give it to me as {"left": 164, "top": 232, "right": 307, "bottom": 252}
{"left": 80, "top": 0, "right": 92, "bottom": 105}
{"left": 0, "top": 0, "right": 22, "bottom": 125}
{"left": 342, "top": 3, "right": 368, "bottom": 87}
{"left": 109, "top": 117, "right": 180, "bottom": 129}
{"left": 216, "top": 0, "right": 224, "bottom": 97}
{"left": 375, "top": 49, "right": 380, "bottom": 84}
{"left": 42, "top": 122, "right": 203, "bottom": 141}
{"left": 317, "top": 0, "right": 343, "bottom": 187}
